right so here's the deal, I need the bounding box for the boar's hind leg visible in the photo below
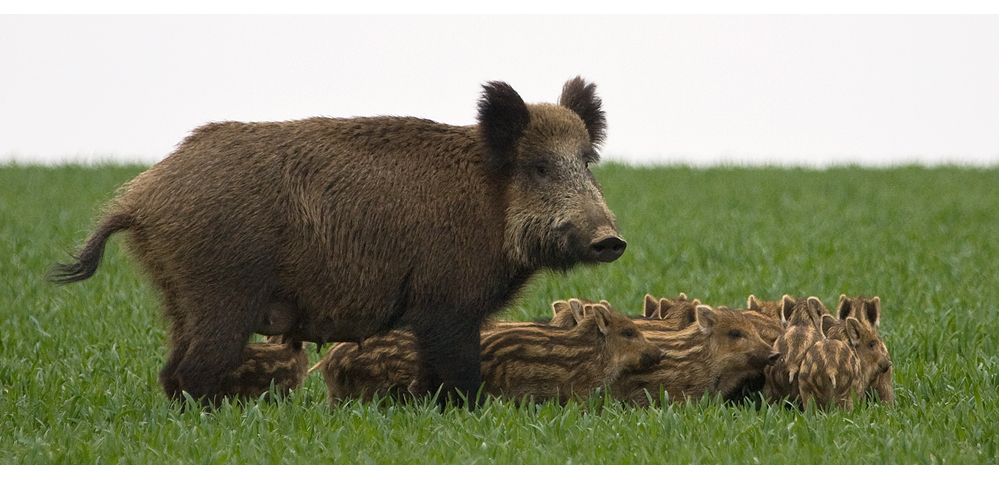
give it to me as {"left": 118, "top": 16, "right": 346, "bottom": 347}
{"left": 168, "top": 290, "right": 265, "bottom": 406}
{"left": 410, "top": 315, "right": 484, "bottom": 409}
{"left": 157, "top": 287, "right": 190, "bottom": 401}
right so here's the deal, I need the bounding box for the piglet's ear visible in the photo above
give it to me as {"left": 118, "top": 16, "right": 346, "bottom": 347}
{"left": 551, "top": 300, "right": 570, "bottom": 317}
{"left": 478, "top": 81, "right": 530, "bottom": 172}
{"left": 643, "top": 294, "right": 659, "bottom": 318}
{"left": 779, "top": 294, "right": 795, "bottom": 326}
{"left": 836, "top": 294, "right": 852, "bottom": 320}
{"left": 695, "top": 304, "right": 715, "bottom": 335}
{"left": 584, "top": 304, "right": 612, "bottom": 336}
{"left": 558, "top": 76, "right": 606, "bottom": 147}
{"left": 866, "top": 296, "right": 882, "bottom": 327}
{"left": 845, "top": 316, "right": 862, "bottom": 347}
{"left": 747, "top": 294, "right": 762, "bottom": 311}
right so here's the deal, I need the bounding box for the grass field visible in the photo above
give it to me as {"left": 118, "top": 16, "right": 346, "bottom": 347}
{"left": 2, "top": 162, "right": 998, "bottom": 464}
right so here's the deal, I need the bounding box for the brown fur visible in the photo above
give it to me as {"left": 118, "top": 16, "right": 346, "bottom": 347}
{"left": 642, "top": 293, "right": 690, "bottom": 319}
{"left": 312, "top": 303, "right": 663, "bottom": 406}
{"left": 222, "top": 336, "right": 309, "bottom": 399}
{"left": 311, "top": 331, "right": 420, "bottom": 405}
{"left": 798, "top": 312, "right": 892, "bottom": 411}
{"left": 48, "top": 77, "right": 625, "bottom": 406}
{"left": 548, "top": 298, "right": 610, "bottom": 329}
{"left": 830, "top": 295, "right": 894, "bottom": 405}
{"left": 746, "top": 294, "right": 783, "bottom": 322}
{"left": 764, "top": 296, "right": 829, "bottom": 402}
{"left": 836, "top": 294, "right": 895, "bottom": 405}
{"left": 611, "top": 305, "right": 780, "bottom": 406}
{"left": 479, "top": 303, "right": 664, "bottom": 404}
{"left": 740, "top": 295, "right": 785, "bottom": 346}
{"left": 797, "top": 321, "right": 861, "bottom": 410}
{"left": 637, "top": 293, "right": 701, "bottom": 332}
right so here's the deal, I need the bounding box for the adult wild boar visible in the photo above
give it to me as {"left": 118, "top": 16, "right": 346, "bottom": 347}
{"left": 48, "top": 77, "right": 626, "bottom": 406}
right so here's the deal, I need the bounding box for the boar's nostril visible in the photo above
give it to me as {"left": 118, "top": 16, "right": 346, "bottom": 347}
{"left": 589, "top": 236, "right": 627, "bottom": 263}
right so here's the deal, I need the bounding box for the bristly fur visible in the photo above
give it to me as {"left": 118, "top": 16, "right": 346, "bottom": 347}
{"left": 612, "top": 305, "right": 779, "bottom": 406}
{"left": 764, "top": 296, "right": 828, "bottom": 403}
{"left": 558, "top": 76, "right": 607, "bottom": 148}
{"left": 477, "top": 81, "right": 530, "bottom": 172}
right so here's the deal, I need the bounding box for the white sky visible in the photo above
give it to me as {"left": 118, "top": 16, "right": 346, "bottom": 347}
{"left": 2, "top": 11, "right": 998, "bottom": 166}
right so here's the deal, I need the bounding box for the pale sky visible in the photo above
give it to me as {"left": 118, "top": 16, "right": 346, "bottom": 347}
{"left": 2, "top": 13, "right": 998, "bottom": 166}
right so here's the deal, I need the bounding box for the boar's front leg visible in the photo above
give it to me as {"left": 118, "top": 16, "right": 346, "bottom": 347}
{"left": 409, "top": 312, "right": 484, "bottom": 410}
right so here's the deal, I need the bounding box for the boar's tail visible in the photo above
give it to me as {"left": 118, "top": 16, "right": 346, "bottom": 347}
{"left": 47, "top": 213, "right": 134, "bottom": 285}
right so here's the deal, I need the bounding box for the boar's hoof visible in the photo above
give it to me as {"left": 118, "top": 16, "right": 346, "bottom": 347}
{"left": 589, "top": 236, "right": 627, "bottom": 263}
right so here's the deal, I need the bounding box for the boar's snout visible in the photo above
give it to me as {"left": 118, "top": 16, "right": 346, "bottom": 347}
{"left": 767, "top": 351, "right": 781, "bottom": 365}
{"left": 880, "top": 359, "right": 893, "bottom": 374}
{"left": 642, "top": 348, "right": 666, "bottom": 369}
{"left": 588, "top": 235, "right": 627, "bottom": 263}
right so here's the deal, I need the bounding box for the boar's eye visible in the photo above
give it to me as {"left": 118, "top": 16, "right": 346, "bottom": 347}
{"left": 621, "top": 328, "right": 638, "bottom": 339}
{"left": 529, "top": 162, "right": 551, "bottom": 180}
{"left": 728, "top": 329, "right": 743, "bottom": 339}
{"left": 868, "top": 340, "right": 878, "bottom": 349}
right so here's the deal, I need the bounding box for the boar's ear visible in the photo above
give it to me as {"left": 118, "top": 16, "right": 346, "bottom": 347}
{"left": 550, "top": 300, "right": 578, "bottom": 328}
{"left": 779, "top": 295, "right": 795, "bottom": 326}
{"left": 569, "top": 298, "right": 587, "bottom": 325}
{"left": 866, "top": 296, "right": 882, "bottom": 328}
{"left": 817, "top": 314, "right": 835, "bottom": 338}
{"left": 558, "top": 76, "right": 607, "bottom": 147}
{"left": 806, "top": 297, "right": 827, "bottom": 322}
{"left": 585, "top": 304, "right": 612, "bottom": 336}
{"left": 747, "top": 294, "right": 762, "bottom": 312}
{"left": 599, "top": 299, "right": 613, "bottom": 309}
{"left": 677, "top": 292, "right": 688, "bottom": 301}
{"left": 477, "top": 81, "right": 530, "bottom": 172}
{"left": 681, "top": 299, "right": 702, "bottom": 327}
{"left": 845, "top": 316, "right": 862, "bottom": 347}
{"left": 836, "top": 294, "right": 852, "bottom": 321}
{"left": 695, "top": 304, "right": 716, "bottom": 335}
{"left": 551, "top": 300, "right": 571, "bottom": 318}
{"left": 643, "top": 294, "right": 659, "bottom": 318}
{"left": 658, "top": 298, "right": 674, "bottom": 320}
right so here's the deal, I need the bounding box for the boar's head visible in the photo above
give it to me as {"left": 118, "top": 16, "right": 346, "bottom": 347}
{"left": 478, "top": 76, "right": 626, "bottom": 272}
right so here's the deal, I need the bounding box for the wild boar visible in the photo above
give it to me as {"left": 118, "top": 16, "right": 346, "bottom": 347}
{"left": 763, "top": 296, "right": 829, "bottom": 403}
{"left": 312, "top": 303, "right": 664, "bottom": 406}
{"left": 798, "top": 312, "right": 892, "bottom": 411}
{"left": 478, "top": 303, "right": 664, "bottom": 404}
{"left": 48, "top": 77, "right": 625, "bottom": 407}
{"left": 222, "top": 336, "right": 309, "bottom": 399}
{"left": 796, "top": 315, "right": 859, "bottom": 410}
{"left": 828, "top": 295, "right": 894, "bottom": 405}
{"left": 611, "top": 305, "right": 780, "bottom": 406}
{"left": 310, "top": 331, "right": 420, "bottom": 405}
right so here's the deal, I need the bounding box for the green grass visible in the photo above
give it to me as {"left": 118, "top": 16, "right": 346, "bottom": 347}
{"left": 2, "top": 161, "right": 998, "bottom": 464}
